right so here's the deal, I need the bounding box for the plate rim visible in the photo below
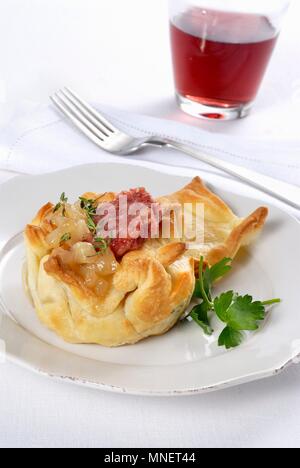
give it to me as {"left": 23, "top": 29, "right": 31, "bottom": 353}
{"left": 4, "top": 345, "right": 298, "bottom": 397}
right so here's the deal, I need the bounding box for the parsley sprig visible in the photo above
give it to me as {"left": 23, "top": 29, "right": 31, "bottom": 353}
{"left": 190, "top": 257, "right": 281, "bottom": 349}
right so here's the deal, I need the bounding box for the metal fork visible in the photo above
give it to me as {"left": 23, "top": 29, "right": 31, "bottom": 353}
{"left": 51, "top": 88, "right": 300, "bottom": 210}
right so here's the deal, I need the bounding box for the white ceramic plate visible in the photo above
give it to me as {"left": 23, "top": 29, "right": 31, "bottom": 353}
{"left": 0, "top": 162, "right": 299, "bottom": 396}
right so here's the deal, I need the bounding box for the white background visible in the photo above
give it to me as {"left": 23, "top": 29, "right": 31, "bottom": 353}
{"left": 0, "top": 0, "right": 300, "bottom": 448}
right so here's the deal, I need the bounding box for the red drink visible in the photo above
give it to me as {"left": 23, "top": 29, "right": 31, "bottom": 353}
{"left": 170, "top": 8, "right": 278, "bottom": 118}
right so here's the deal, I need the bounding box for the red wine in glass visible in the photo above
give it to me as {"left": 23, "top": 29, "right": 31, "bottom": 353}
{"left": 170, "top": 8, "right": 279, "bottom": 119}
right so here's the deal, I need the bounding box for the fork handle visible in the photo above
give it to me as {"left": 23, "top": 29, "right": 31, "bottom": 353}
{"left": 166, "top": 141, "right": 300, "bottom": 210}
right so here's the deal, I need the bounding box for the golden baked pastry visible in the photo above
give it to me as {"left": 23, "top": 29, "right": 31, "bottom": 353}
{"left": 155, "top": 176, "right": 269, "bottom": 268}
{"left": 24, "top": 177, "right": 268, "bottom": 347}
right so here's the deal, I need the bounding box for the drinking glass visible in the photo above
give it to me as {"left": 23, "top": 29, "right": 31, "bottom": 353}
{"left": 169, "top": 0, "right": 291, "bottom": 120}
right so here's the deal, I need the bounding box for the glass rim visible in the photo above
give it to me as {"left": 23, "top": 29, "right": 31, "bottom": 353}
{"left": 168, "top": 0, "right": 292, "bottom": 17}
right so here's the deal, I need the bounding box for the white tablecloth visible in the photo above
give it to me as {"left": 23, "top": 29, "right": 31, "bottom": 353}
{"left": 0, "top": 0, "right": 300, "bottom": 449}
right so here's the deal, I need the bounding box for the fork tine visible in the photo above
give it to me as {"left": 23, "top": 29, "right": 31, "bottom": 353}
{"left": 60, "top": 88, "right": 111, "bottom": 137}
{"left": 64, "top": 87, "right": 117, "bottom": 133}
{"left": 54, "top": 91, "right": 108, "bottom": 141}
{"left": 50, "top": 95, "right": 107, "bottom": 148}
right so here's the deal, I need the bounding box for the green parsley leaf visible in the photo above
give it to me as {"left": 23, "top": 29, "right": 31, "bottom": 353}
{"left": 203, "top": 257, "right": 232, "bottom": 292}
{"left": 194, "top": 257, "right": 232, "bottom": 300}
{"left": 214, "top": 291, "right": 234, "bottom": 323}
{"left": 226, "top": 295, "right": 266, "bottom": 331}
{"left": 218, "top": 327, "right": 244, "bottom": 349}
{"left": 190, "top": 302, "right": 213, "bottom": 336}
